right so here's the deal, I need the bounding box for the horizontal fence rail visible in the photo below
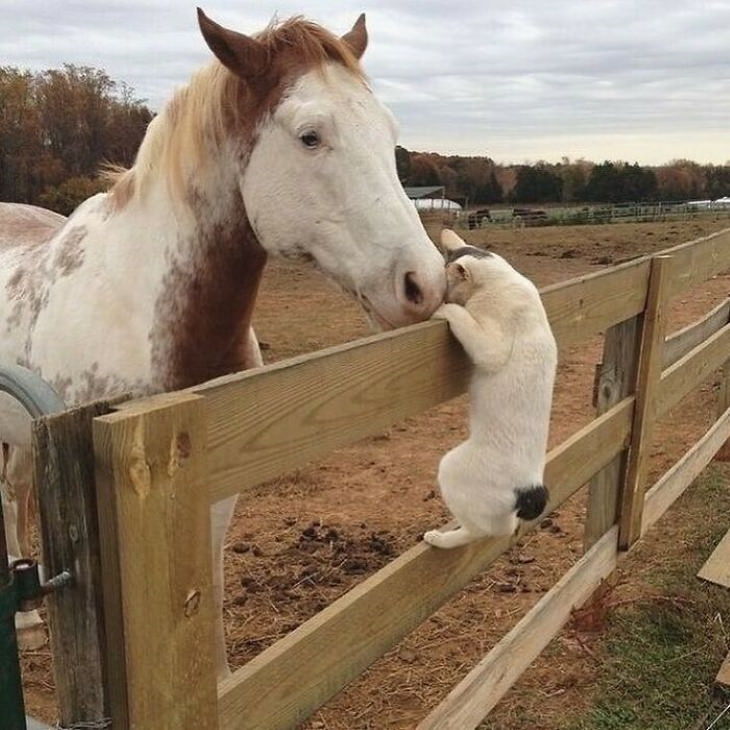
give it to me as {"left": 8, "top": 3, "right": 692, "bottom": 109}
{"left": 215, "top": 298, "right": 730, "bottom": 729}
{"left": 181, "top": 226, "right": 730, "bottom": 505}
{"left": 418, "top": 527, "right": 620, "bottom": 729}
{"left": 89, "top": 226, "right": 730, "bottom": 730}
{"left": 216, "top": 399, "right": 634, "bottom": 730}
{"left": 663, "top": 297, "right": 730, "bottom": 368}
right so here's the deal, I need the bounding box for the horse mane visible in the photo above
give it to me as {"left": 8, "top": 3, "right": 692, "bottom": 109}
{"left": 105, "top": 16, "right": 364, "bottom": 211}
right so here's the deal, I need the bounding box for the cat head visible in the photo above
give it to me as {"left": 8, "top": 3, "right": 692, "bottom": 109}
{"left": 439, "top": 229, "right": 515, "bottom": 305}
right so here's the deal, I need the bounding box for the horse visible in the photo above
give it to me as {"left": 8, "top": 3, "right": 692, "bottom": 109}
{"left": 0, "top": 10, "right": 446, "bottom": 676}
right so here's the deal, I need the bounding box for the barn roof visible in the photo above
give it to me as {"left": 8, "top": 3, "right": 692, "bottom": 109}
{"left": 403, "top": 186, "right": 445, "bottom": 199}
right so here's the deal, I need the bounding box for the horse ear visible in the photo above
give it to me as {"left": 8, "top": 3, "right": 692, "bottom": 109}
{"left": 197, "top": 8, "right": 268, "bottom": 79}
{"left": 441, "top": 229, "right": 466, "bottom": 254}
{"left": 341, "top": 13, "right": 368, "bottom": 59}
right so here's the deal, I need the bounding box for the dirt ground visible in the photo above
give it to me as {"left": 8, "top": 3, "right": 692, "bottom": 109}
{"left": 21, "top": 217, "right": 730, "bottom": 728}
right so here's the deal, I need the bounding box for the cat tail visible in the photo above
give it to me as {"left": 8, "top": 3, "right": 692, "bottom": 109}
{"left": 514, "top": 484, "right": 549, "bottom": 521}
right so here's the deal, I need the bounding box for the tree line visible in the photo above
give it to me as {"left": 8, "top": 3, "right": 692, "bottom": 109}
{"left": 397, "top": 149, "right": 730, "bottom": 206}
{"left": 1, "top": 64, "right": 728, "bottom": 215}
{"left": 0, "top": 64, "right": 152, "bottom": 214}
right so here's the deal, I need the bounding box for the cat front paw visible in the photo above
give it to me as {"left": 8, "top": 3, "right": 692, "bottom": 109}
{"left": 431, "top": 303, "right": 461, "bottom": 322}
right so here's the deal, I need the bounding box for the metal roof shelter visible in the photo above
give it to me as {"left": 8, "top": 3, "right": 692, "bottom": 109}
{"left": 403, "top": 186, "right": 445, "bottom": 199}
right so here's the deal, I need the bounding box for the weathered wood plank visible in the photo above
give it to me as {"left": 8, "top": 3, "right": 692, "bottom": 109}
{"left": 716, "top": 360, "right": 730, "bottom": 461}
{"left": 417, "top": 527, "right": 619, "bottom": 730}
{"left": 93, "top": 393, "right": 218, "bottom": 730}
{"left": 697, "top": 529, "right": 730, "bottom": 589}
{"left": 642, "top": 406, "right": 730, "bottom": 534}
{"left": 33, "top": 397, "right": 127, "bottom": 727}
{"left": 657, "top": 322, "right": 730, "bottom": 417}
{"left": 713, "top": 300, "right": 730, "bottom": 461}
{"left": 540, "top": 226, "right": 730, "bottom": 350}
{"left": 216, "top": 399, "right": 632, "bottom": 730}
{"left": 196, "top": 321, "right": 470, "bottom": 502}
{"left": 584, "top": 316, "right": 641, "bottom": 550}
{"left": 716, "top": 652, "right": 730, "bottom": 688}
{"left": 540, "top": 258, "right": 649, "bottom": 349}
{"left": 619, "top": 256, "right": 672, "bottom": 550}
{"left": 663, "top": 297, "right": 730, "bottom": 369}
{"left": 663, "top": 227, "right": 730, "bottom": 299}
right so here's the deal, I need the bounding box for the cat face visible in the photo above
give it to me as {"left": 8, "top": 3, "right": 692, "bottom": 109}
{"left": 445, "top": 259, "right": 476, "bottom": 305}
{"left": 441, "top": 229, "right": 502, "bottom": 305}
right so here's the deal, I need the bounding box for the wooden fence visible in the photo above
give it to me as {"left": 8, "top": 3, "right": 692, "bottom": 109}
{"left": 458, "top": 201, "right": 730, "bottom": 228}
{"left": 34, "top": 227, "right": 730, "bottom": 729}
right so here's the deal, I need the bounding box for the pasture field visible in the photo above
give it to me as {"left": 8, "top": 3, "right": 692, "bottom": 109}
{"left": 21, "top": 218, "right": 730, "bottom": 728}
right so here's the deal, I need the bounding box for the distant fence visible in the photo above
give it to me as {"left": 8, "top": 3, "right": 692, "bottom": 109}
{"left": 456, "top": 200, "right": 730, "bottom": 229}
{"left": 31, "top": 228, "right": 730, "bottom": 728}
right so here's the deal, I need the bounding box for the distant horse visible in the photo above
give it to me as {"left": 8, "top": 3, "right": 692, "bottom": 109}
{"left": 0, "top": 10, "right": 445, "bottom": 675}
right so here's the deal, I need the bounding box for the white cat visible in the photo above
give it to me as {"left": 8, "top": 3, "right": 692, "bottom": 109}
{"left": 423, "top": 230, "right": 557, "bottom": 549}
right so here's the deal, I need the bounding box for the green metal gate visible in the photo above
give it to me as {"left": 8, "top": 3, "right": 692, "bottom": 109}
{"left": 0, "top": 365, "right": 65, "bottom": 730}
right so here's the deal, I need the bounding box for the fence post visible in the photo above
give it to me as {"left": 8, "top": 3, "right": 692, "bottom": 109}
{"left": 583, "top": 316, "right": 642, "bottom": 550}
{"left": 93, "top": 392, "right": 219, "bottom": 730}
{"left": 34, "top": 397, "right": 128, "bottom": 727}
{"left": 715, "top": 329, "right": 730, "bottom": 462}
{"left": 618, "top": 255, "right": 672, "bottom": 550}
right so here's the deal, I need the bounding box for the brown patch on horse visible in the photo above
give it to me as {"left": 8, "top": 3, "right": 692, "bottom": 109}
{"left": 253, "top": 16, "right": 365, "bottom": 80}
{"left": 150, "top": 213, "right": 267, "bottom": 391}
{"left": 6, "top": 269, "right": 25, "bottom": 300}
{"left": 3, "top": 244, "right": 49, "bottom": 335}
{"left": 225, "top": 16, "right": 368, "bottom": 140}
{"left": 55, "top": 225, "right": 87, "bottom": 276}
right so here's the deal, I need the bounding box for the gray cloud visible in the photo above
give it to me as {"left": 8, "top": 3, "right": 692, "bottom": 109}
{"left": 1, "top": 0, "right": 728, "bottom": 164}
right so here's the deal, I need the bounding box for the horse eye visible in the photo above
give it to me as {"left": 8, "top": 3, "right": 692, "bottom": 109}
{"left": 300, "top": 131, "right": 320, "bottom": 149}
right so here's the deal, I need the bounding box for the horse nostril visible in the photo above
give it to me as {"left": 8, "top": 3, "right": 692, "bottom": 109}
{"left": 404, "top": 271, "right": 424, "bottom": 307}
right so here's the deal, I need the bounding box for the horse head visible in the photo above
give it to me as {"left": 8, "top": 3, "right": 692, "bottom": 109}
{"left": 197, "top": 10, "right": 446, "bottom": 328}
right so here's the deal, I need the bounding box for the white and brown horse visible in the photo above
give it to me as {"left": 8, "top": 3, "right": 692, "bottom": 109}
{"left": 0, "top": 11, "right": 445, "bottom": 673}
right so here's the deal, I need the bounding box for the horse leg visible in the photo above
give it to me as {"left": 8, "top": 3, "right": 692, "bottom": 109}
{"left": 210, "top": 494, "right": 237, "bottom": 680}
{"left": 209, "top": 326, "right": 261, "bottom": 678}
{"left": 2, "top": 446, "right": 45, "bottom": 649}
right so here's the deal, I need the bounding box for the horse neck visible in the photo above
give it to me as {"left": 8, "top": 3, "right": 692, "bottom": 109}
{"left": 121, "top": 152, "right": 267, "bottom": 391}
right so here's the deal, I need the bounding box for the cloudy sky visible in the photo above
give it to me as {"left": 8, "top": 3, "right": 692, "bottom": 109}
{"left": 2, "top": 1, "right": 729, "bottom": 164}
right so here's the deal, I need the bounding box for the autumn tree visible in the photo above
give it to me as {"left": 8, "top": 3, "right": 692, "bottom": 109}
{"left": 655, "top": 159, "right": 706, "bottom": 200}
{"left": 0, "top": 64, "right": 152, "bottom": 211}
{"left": 408, "top": 153, "right": 442, "bottom": 186}
{"left": 395, "top": 145, "right": 411, "bottom": 182}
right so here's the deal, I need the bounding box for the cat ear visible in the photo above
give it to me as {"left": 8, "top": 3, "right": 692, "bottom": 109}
{"left": 441, "top": 229, "right": 467, "bottom": 254}
{"left": 453, "top": 262, "right": 470, "bottom": 281}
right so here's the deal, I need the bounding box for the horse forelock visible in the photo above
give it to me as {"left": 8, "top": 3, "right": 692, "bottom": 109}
{"left": 105, "top": 16, "right": 365, "bottom": 214}
{"left": 253, "top": 16, "right": 364, "bottom": 80}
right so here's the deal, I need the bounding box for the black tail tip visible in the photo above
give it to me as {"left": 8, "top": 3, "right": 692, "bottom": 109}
{"left": 515, "top": 484, "right": 549, "bottom": 521}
